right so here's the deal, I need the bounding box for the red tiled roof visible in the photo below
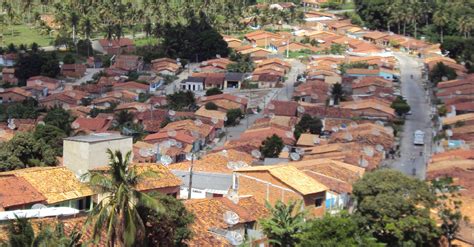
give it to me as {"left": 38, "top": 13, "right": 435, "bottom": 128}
{"left": 72, "top": 117, "right": 111, "bottom": 133}
{"left": 264, "top": 100, "right": 298, "bottom": 117}
{"left": 0, "top": 175, "right": 47, "bottom": 209}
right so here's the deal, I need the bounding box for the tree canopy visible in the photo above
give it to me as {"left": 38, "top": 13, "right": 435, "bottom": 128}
{"left": 43, "top": 106, "right": 75, "bottom": 135}
{"left": 205, "top": 87, "right": 223, "bottom": 96}
{"left": 260, "top": 134, "right": 284, "bottom": 158}
{"left": 166, "top": 91, "right": 196, "bottom": 111}
{"left": 390, "top": 96, "right": 411, "bottom": 116}
{"left": 0, "top": 132, "right": 57, "bottom": 171}
{"left": 429, "top": 62, "right": 457, "bottom": 85}
{"left": 294, "top": 114, "right": 323, "bottom": 140}
{"left": 225, "top": 108, "right": 243, "bottom": 126}
{"left": 353, "top": 169, "right": 440, "bottom": 246}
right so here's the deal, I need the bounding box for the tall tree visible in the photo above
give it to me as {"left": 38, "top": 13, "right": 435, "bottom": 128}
{"left": 85, "top": 149, "right": 163, "bottom": 247}
{"left": 433, "top": 9, "right": 449, "bottom": 43}
{"left": 330, "top": 83, "right": 344, "bottom": 105}
{"left": 260, "top": 134, "right": 284, "bottom": 158}
{"left": 353, "top": 169, "right": 440, "bottom": 246}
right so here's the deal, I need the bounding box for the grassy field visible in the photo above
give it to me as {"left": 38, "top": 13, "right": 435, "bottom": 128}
{"left": 1, "top": 24, "right": 54, "bottom": 47}
{"left": 134, "top": 37, "right": 160, "bottom": 47}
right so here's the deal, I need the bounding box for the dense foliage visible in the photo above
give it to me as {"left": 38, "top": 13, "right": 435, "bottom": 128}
{"left": 14, "top": 52, "right": 60, "bottom": 84}
{"left": 43, "top": 106, "right": 75, "bottom": 135}
{"left": 205, "top": 87, "right": 223, "bottom": 96}
{"left": 390, "top": 96, "right": 411, "bottom": 116}
{"left": 260, "top": 134, "right": 284, "bottom": 158}
{"left": 354, "top": 0, "right": 473, "bottom": 65}
{"left": 260, "top": 200, "right": 307, "bottom": 247}
{"left": 225, "top": 108, "right": 243, "bottom": 126}
{"left": 429, "top": 62, "right": 458, "bottom": 85}
{"left": 137, "top": 194, "right": 194, "bottom": 247}
{"left": 352, "top": 169, "right": 440, "bottom": 246}
{"left": 293, "top": 114, "right": 323, "bottom": 140}
{"left": 0, "top": 132, "right": 57, "bottom": 171}
{"left": 166, "top": 91, "right": 196, "bottom": 111}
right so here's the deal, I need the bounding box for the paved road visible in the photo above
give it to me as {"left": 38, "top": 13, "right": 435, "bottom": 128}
{"left": 276, "top": 59, "right": 306, "bottom": 101}
{"left": 389, "top": 53, "right": 432, "bottom": 179}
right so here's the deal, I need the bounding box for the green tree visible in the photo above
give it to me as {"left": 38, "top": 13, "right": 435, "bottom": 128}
{"left": 166, "top": 91, "right": 195, "bottom": 111}
{"left": 136, "top": 193, "right": 194, "bottom": 247}
{"left": 85, "top": 150, "right": 163, "bottom": 247}
{"left": 63, "top": 53, "right": 76, "bottom": 64}
{"left": 6, "top": 98, "right": 41, "bottom": 119}
{"left": 299, "top": 212, "right": 382, "bottom": 247}
{"left": 390, "top": 96, "right": 411, "bottom": 116}
{"left": 0, "top": 132, "right": 57, "bottom": 171}
{"left": 431, "top": 177, "right": 469, "bottom": 247}
{"left": 294, "top": 114, "right": 323, "bottom": 139}
{"left": 33, "top": 124, "right": 67, "bottom": 156}
{"left": 227, "top": 52, "right": 255, "bottom": 73}
{"left": 429, "top": 62, "right": 457, "bottom": 85}
{"left": 205, "top": 87, "right": 223, "bottom": 96}
{"left": 204, "top": 102, "right": 218, "bottom": 110}
{"left": 433, "top": 9, "right": 449, "bottom": 43}
{"left": 260, "top": 200, "right": 306, "bottom": 247}
{"left": 330, "top": 83, "right": 344, "bottom": 105}
{"left": 7, "top": 217, "right": 82, "bottom": 247}
{"left": 44, "top": 106, "right": 75, "bottom": 135}
{"left": 225, "top": 108, "right": 243, "bottom": 126}
{"left": 260, "top": 134, "right": 284, "bottom": 158}
{"left": 114, "top": 110, "right": 135, "bottom": 129}
{"left": 353, "top": 169, "right": 440, "bottom": 246}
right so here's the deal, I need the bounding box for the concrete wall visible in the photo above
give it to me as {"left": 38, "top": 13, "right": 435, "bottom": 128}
{"left": 63, "top": 137, "right": 133, "bottom": 176}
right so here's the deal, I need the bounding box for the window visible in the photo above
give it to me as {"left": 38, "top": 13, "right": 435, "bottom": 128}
{"left": 315, "top": 197, "right": 324, "bottom": 208}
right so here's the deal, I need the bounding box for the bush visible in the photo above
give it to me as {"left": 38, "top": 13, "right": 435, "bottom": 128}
{"left": 205, "top": 102, "right": 218, "bottom": 110}
{"left": 205, "top": 87, "right": 223, "bottom": 96}
{"left": 225, "top": 108, "right": 243, "bottom": 126}
{"left": 429, "top": 62, "right": 457, "bottom": 85}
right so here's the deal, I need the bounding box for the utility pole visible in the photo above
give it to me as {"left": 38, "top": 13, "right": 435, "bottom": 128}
{"left": 187, "top": 153, "right": 195, "bottom": 200}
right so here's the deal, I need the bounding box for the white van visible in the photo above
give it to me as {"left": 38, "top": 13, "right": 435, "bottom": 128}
{"left": 414, "top": 130, "right": 425, "bottom": 145}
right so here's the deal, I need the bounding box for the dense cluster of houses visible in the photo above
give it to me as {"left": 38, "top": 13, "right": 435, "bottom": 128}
{"left": 0, "top": 2, "right": 473, "bottom": 246}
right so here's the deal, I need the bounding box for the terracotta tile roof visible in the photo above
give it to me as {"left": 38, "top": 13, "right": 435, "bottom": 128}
{"left": 143, "top": 129, "right": 197, "bottom": 144}
{"left": 340, "top": 98, "right": 395, "bottom": 117}
{"left": 303, "top": 171, "right": 352, "bottom": 194}
{"left": 162, "top": 119, "right": 214, "bottom": 139}
{"left": 195, "top": 106, "right": 227, "bottom": 121}
{"left": 296, "top": 133, "right": 323, "bottom": 147}
{"left": 1, "top": 167, "right": 94, "bottom": 204}
{"left": 199, "top": 94, "right": 248, "bottom": 106}
{"left": 237, "top": 165, "right": 328, "bottom": 195}
{"left": 0, "top": 175, "right": 46, "bottom": 209}
{"left": 288, "top": 158, "right": 365, "bottom": 184}
{"left": 264, "top": 100, "right": 298, "bottom": 117}
{"left": 112, "top": 81, "right": 149, "bottom": 91}
{"left": 169, "top": 149, "right": 255, "bottom": 174}
{"left": 442, "top": 113, "right": 474, "bottom": 126}
{"left": 114, "top": 102, "right": 150, "bottom": 112}
{"left": 363, "top": 31, "right": 389, "bottom": 40}
{"left": 222, "top": 139, "right": 263, "bottom": 154}
{"left": 184, "top": 197, "right": 267, "bottom": 247}
{"left": 0, "top": 87, "right": 32, "bottom": 98}
{"left": 431, "top": 149, "right": 474, "bottom": 163}
{"left": 72, "top": 117, "right": 111, "bottom": 133}
{"left": 240, "top": 126, "right": 295, "bottom": 145}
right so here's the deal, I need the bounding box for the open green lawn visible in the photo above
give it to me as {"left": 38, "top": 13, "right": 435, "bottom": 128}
{"left": 2, "top": 24, "right": 54, "bottom": 47}
{"left": 134, "top": 37, "right": 160, "bottom": 47}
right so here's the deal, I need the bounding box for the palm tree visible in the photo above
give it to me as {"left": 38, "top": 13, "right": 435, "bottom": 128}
{"left": 260, "top": 200, "right": 307, "bottom": 247}
{"left": 331, "top": 83, "right": 344, "bottom": 105}
{"left": 81, "top": 16, "right": 94, "bottom": 40}
{"left": 85, "top": 149, "right": 163, "bottom": 247}
{"left": 69, "top": 11, "right": 80, "bottom": 44}
{"left": 433, "top": 9, "right": 449, "bottom": 43}
{"left": 457, "top": 16, "right": 473, "bottom": 38}
{"left": 7, "top": 216, "right": 82, "bottom": 247}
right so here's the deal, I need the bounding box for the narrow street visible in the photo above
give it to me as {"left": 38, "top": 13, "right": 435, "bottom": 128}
{"left": 389, "top": 53, "right": 433, "bottom": 179}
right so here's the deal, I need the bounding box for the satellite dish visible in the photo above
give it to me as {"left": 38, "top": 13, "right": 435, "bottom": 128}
{"left": 7, "top": 121, "right": 16, "bottom": 130}
{"left": 226, "top": 231, "right": 244, "bottom": 246}
{"left": 363, "top": 146, "right": 374, "bottom": 157}
{"left": 446, "top": 129, "right": 453, "bottom": 137}
{"left": 226, "top": 190, "right": 240, "bottom": 204}
{"left": 227, "top": 161, "right": 238, "bottom": 170}
{"left": 211, "top": 117, "right": 219, "bottom": 124}
{"left": 296, "top": 148, "right": 305, "bottom": 155}
{"left": 160, "top": 140, "right": 171, "bottom": 149}
{"left": 169, "top": 139, "right": 177, "bottom": 146}
{"left": 441, "top": 76, "right": 448, "bottom": 82}
{"left": 282, "top": 146, "right": 290, "bottom": 153}
{"left": 160, "top": 155, "right": 172, "bottom": 166}
{"left": 455, "top": 90, "right": 461, "bottom": 95}
{"left": 168, "top": 110, "right": 176, "bottom": 116}
{"left": 194, "top": 119, "right": 203, "bottom": 126}
{"left": 290, "top": 152, "right": 300, "bottom": 161}
{"left": 139, "top": 148, "right": 153, "bottom": 157}
{"left": 186, "top": 153, "right": 195, "bottom": 161}
{"left": 297, "top": 106, "right": 305, "bottom": 113}
{"left": 175, "top": 142, "right": 183, "bottom": 148}
{"left": 286, "top": 131, "right": 293, "bottom": 138}
{"left": 375, "top": 120, "right": 384, "bottom": 126}
{"left": 236, "top": 161, "right": 249, "bottom": 169}
{"left": 63, "top": 103, "right": 70, "bottom": 110}
{"left": 0, "top": 88, "right": 4, "bottom": 93}
{"left": 344, "top": 133, "right": 353, "bottom": 141}
{"left": 332, "top": 127, "right": 339, "bottom": 132}
{"left": 375, "top": 144, "right": 384, "bottom": 152}
{"left": 37, "top": 121, "right": 45, "bottom": 126}
{"left": 313, "top": 136, "right": 320, "bottom": 144}
{"left": 114, "top": 92, "right": 122, "bottom": 98}
{"left": 301, "top": 91, "right": 307, "bottom": 96}
{"left": 31, "top": 203, "right": 47, "bottom": 210}
{"left": 368, "top": 86, "right": 376, "bottom": 92}
{"left": 104, "top": 102, "right": 111, "bottom": 108}
{"left": 236, "top": 97, "right": 242, "bottom": 103}
{"left": 340, "top": 123, "right": 347, "bottom": 129}
{"left": 251, "top": 149, "right": 261, "bottom": 159}
{"left": 220, "top": 149, "right": 228, "bottom": 157}
{"left": 359, "top": 158, "right": 369, "bottom": 168}
{"left": 368, "top": 66, "right": 374, "bottom": 70}
{"left": 223, "top": 116, "right": 228, "bottom": 122}
{"left": 167, "top": 130, "right": 177, "bottom": 137}
{"left": 223, "top": 211, "right": 240, "bottom": 225}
